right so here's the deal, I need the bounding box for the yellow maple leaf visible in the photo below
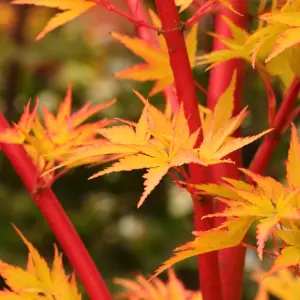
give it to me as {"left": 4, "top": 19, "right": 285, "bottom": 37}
{"left": 175, "top": 0, "right": 240, "bottom": 14}
{"left": 254, "top": 269, "right": 300, "bottom": 300}
{"left": 268, "top": 229, "right": 300, "bottom": 274}
{"left": 114, "top": 269, "right": 202, "bottom": 300}
{"left": 0, "top": 225, "right": 81, "bottom": 300}
{"left": 12, "top": 0, "right": 96, "bottom": 40}
{"left": 199, "top": 168, "right": 300, "bottom": 260}
{"left": 196, "top": 71, "right": 272, "bottom": 165}
{"left": 196, "top": 16, "right": 254, "bottom": 70}
{"left": 153, "top": 218, "right": 252, "bottom": 278}
{"left": 152, "top": 124, "right": 300, "bottom": 277}
{"left": 89, "top": 98, "right": 203, "bottom": 208}
{"left": 249, "top": 0, "right": 300, "bottom": 77}
{"left": 196, "top": 11, "right": 294, "bottom": 88}
{"left": 111, "top": 11, "right": 198, "bottom": 96}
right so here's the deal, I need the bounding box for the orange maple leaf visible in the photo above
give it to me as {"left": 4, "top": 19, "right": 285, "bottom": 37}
{"left": 0, "top": 225, "right": 81, "bottom": 300}
{"left": 0, "top": 100, "right": 38, "bottom": 144}
{"left": 12, "top": 0, "right": 96, "bottom": 40}
{"left": 0, "top": 84, "right": 115, "bottom": 182}
{"left": 111, "top": 10, "right": 198, "bottom": 96}
{"left": 114, "top": 268, "right": 202, "bottom": 300}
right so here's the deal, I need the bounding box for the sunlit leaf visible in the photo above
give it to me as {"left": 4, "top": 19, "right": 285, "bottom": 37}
{"left": 12, "top": 0, "right": 96, "bottom": 40}
{"left": 0, "top": 225, "right": 81, "bottom": 300}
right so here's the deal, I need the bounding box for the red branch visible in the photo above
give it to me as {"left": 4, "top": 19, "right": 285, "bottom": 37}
{"left": 206, "top": 1, "right": 248, "bottom": 299}
{"left": 250, "top": 77, "right": 300, "bottom": 174}
{"left": 153, "top": 1, "right": 222, "bottom": 299}
{"left": 0, "top": 115, "right": 112, "bottom": 300}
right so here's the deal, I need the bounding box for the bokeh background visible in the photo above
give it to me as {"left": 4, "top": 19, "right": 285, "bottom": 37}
{"left": 0, "top": 0, "right": 292, "bottom": 299}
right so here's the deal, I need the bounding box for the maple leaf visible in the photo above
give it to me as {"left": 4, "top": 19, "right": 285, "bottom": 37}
{"left": 198, "top": 168, "right": 300, "bottom": 260}
{"left": 175, "top": 0, "right": 240, "bottom": 14}
{"left": 254, "top": 269, "right": 300, "bottom": 300}
{"left": 195, "top": 11, "right": 295, "bottom": 88}
{"left": 0, "top": 84, "right": 115, "bottom": 181}
{"left": 0, "top": 100, "right": 38, "bottom": 144}
{"left": 111, "top": 10, "right": 198, "bottom": 96}
{"left": 12, "top": 0, "right": 96, "bottom": 40}
{"left": 268, "top": 229, "right": 300, "bottom": 274}
{"left": 153, "top": 218, "right": 252, "bottom": 278}
{"left": 196, "top": 71, "right": 272, "bottom": 165}
{"left": 114, "top": 269, "right": 202, "bottom": 300}
{"left": 196, "top": 16, "right": 254, "bottom": 70}
{"left": 89, "top": 95, "right": 203, "bottom": 208}
{"left": 0, "top": 225, "right": 81, "bottom": 300}
{"left": 248, "top": 0, "right": 300, "bottom": 77}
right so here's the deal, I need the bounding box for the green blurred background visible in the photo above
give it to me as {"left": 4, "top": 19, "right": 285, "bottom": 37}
{"left": 0, "top": 0, "right": 292, "bottom": 299}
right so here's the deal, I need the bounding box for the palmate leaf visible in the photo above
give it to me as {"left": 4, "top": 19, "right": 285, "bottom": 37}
{"left": 0, "top": 84, "right": 115, "bottom": 181}
{"left": 12, "top": 0, "right": 96, "bottom": 40}
{"left": 0, "top": 225, "right": 81, "bottom": 300}
{"left": 0, "top": 100, "right": 38, "bottom": 144}
{"left": 268, "top": 229, "right": 300, "bottom": 274}
{"left": 114, "top": 269, "right": 202, "bottom": 300}
{"left": 249, "top": 0, "right": 300, "bottom": 77}
{"left": 153, "top": 218, "right": 252, "bottom": 279}
{"left": 200, "top": 168, "right": 300, "bottom": 260}
{"left": 175, "top": 0, "right": 240, "bottom": 14}
{"left": 254, "top": 269, "right": 300, "bottom": 300}
{"left": 196, "top": 72, "right": 272, "bottom": 165}
{"left": 111, "top": 11, "right": 198, "bottom": 96}
{"left": 196, "top": 16, "right": 254, "bottom": 70}
{"left": 89, "top": 101, "right": 204, "bottom": 208}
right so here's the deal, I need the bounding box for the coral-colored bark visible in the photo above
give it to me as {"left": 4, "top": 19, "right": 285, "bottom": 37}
{"left": 0, "top": 115, "right": 112, "bottom": 300}
{"left": 250, "top": 77, "right": 300, "bottom": 174}
{"left": 206, "top": 1, "right": 248, "bottom": 299}
{"left": 154, "top": 1, "right": 222, "bottom": 299}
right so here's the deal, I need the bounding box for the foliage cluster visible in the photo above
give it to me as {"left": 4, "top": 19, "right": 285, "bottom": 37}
{"left": 0, "top": 0, "right": 300, "bottom": 299}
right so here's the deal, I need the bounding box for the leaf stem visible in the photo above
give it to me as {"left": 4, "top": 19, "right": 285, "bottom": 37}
{"left": 0, "top": 115, "right": 112, "bottom": 300}
{"left": 93, "top": 0, "right": 157, "bottom": 31}
{"left": 250, "top": 77, "right": 300, "bottom": 174}
{"left": 153, "top": 1, "right": 223, "bottom": 299}
{"left": 206, "top": 1, "right": 248, "bottom": 299}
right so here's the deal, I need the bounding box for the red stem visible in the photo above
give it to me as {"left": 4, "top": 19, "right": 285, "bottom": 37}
{"left": 153, "top": 1, "right": 222, "bottom": 299}
{"left": 0, "top": 115, "right": 112, "bottom": 300}
{"left": 206, "top": 1, "right": 248, "bottom": 299}
{"left": 250, "top": 77, "right": 300, "bottom": 174}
